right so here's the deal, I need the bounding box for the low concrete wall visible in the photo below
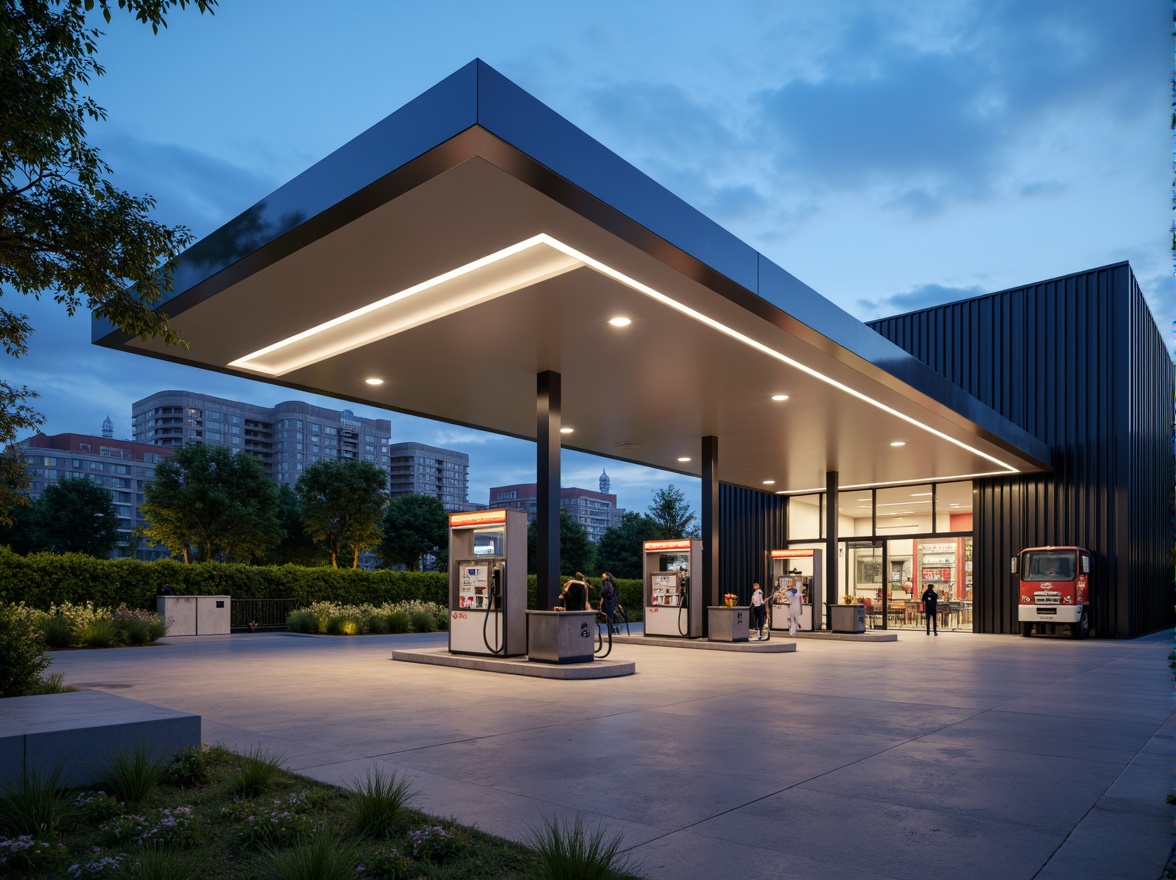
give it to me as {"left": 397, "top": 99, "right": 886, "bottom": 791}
{"left": 0, "top": 691, "right": 200, "bottom": 787}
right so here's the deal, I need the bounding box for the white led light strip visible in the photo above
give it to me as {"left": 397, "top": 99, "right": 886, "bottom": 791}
{"left": 228, "top": 232, "right": 1019, "bottom": 474}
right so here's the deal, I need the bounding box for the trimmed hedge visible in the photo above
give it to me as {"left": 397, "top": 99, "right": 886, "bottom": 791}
{"left": 0, "top": 547, "right": 446, "bottom": 611}
{"left": 0, "top": 548, "right": 644, "bottom": 621}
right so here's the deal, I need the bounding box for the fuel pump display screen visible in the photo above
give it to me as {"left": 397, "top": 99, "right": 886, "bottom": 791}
{"left": 458, "top": 563, "right": 489, "bottom": 609}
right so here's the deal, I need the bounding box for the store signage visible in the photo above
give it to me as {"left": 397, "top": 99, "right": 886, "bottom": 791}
{"left": 644, "top": 539, "right": 693, "bottom": 551}
{"left": 771, "top": 549, "right": 815, "bottom": 559}
{"left": 450, "top": 509, "right": 507, "bottom": 528}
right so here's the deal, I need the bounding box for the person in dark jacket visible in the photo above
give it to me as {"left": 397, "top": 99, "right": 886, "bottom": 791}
{"left": 922, "top": 583, "right": 939, "bottom": 635}
{"left": 560, "top": 572, "right": 589, "bottom": 612}
{"left": 599, "top": 571, "right": 619, "bottom": 632}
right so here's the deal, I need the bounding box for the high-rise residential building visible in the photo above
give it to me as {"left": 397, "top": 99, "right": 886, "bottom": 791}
{"left": 16, "top": 419, "right": 173, "bottom": 559}
{"left": 386, "top": 442, "right": 471, "bottom": 511}
{"left": 488, "top": 470, "right": 623, "bottom": 542}
{"left": 131, "top": 391, "right": 392, "bottom": 488}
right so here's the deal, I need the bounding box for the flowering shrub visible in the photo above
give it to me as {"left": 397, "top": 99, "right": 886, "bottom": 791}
{"left": 287, "top": 601, "right": 448, "bottom": 635}
{"left": 0, "top": 835, "right": 68, "bottom": 873}
{"left": 99, "top": 806, "right": 199, "bottom": 849}
{"left": 219, "top": 790, "right": 316, "bottom": 848}
{"left": 356, "top": 846, "right": 413, "bottom": 879}
{"left": 67, "top": 848, "right": 125, "bottom": 878}
{"left": 74, "top": 791, "right": 123, "bottom": 823}
{"left": 409, "top": 825, "right": 456, "bottom": 862}
{"left": 13, "top": 601, "right": 166, "bottom": 649}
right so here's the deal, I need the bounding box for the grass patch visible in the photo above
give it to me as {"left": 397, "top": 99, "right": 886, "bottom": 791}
{"left": 526, "top": 814, "right": 642, "bottom": 880}
{"left": 100, "top": 746, "right": 169, "bottom": 806}
{"left": 0, "top": 764, "right": 71, "bottom": 836}
{"left": 0, "top": 748, "right": 644, "bottom": 879}
{"left": 347, "top": 768, "right": 417, "bottom": 840}
{"left": 228, "top": 746, "right": 284, "bottom": 799}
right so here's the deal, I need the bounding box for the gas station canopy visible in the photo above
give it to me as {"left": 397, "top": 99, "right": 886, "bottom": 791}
{"left": 94, "top": 60, "right": 1050, "bottom": 492}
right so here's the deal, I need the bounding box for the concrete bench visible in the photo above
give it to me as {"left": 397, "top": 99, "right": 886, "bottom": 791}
{"left": 0, "top": 691, "right": 200, "bottom": 787}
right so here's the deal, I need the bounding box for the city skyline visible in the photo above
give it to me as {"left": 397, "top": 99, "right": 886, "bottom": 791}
{"left": 8, "top": 0, "right": 1169, "bottom": 519}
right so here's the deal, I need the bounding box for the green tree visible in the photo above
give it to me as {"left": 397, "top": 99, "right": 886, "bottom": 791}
{"left": 140, "top": 444, "right": 281, "bottom": 563}
{"left": 0, "top": 485, "right": 38, "bottom": 553}
{"left": 33, "top": 476, "right": 119, "bottom": 556}
{"left": 0, "top": 400, "right": 39, "bottom": 526}
{"left": 646, "top": 485, "right": 699, "bottom": 539}
{"left": 264, "top": 484, "right": 322, "bottom": 566}
{"left": 527, "top": 508, "right": 596, "bottom": 576}
{"left": 379, "top": 493, "right": 448, "bottom": 571}
{"left": 296, "top": 460, "right": 388, "bottom": 569}
{"left": 595, "top": 510, "right": 657, "bottom": 579}
{"left": 0, "top": 0, "right": 216, "bottom": 523}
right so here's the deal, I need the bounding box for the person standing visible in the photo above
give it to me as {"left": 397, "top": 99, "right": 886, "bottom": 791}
{"left": 599, "top": 571, "right": 619, "bottom": 632}
{"left": 749, "top": 582, "right": 766, "bottom": 640}
{"left": 560, "top": 572, "right": 589, "bottom": 612}
{"left": 786, "top": 580, "right": 802, "bottom": 636}
{"left": 922, "top": 582, "right": 939, "bottom": 635}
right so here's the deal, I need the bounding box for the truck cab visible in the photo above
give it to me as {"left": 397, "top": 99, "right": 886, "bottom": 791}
{"left": 1015, "top": 546, "right": 1092, "bottom": 639}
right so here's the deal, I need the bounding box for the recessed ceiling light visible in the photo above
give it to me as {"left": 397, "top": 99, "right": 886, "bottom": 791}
{"left": 364, "top": 377, "right": 385, "bottom": 385}
{"left": 911, "top": 492, "right": 932, "bottom": 496}
{"left": 677, "top": 456, "right": 691, "bottom": 462}
{"left": 608, "top": 316, "right": 631, "bottom": 327}
{"left": 560, "top": 427, "right": 574, "bottom": 434}
{"left": 890, "top": 441, "right": 906, "bottom": 447}
{"left": 771, "top": 394, "right": 789, "bottom": 401}
{"left": 762, "top": 480, "right": 776, "bottom": 485}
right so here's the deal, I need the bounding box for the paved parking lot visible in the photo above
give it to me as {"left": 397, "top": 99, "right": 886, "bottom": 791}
{"left": 47, "top": 628, "right": 1173, "bottom": 880}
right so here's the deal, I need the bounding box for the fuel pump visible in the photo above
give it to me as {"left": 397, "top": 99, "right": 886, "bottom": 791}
{"left": 448, "top": 510, "right": 526, "bottom": 657}
{"left": 642, "top": 539, "right": 702, "bottom": 638}
{"left": 768, "top": 549, "right": 823, "bottom": 633}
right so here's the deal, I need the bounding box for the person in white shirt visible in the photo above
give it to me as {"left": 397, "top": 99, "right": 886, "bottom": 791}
{"left": 749, "top": 582, "right": 766, "bottom": 640}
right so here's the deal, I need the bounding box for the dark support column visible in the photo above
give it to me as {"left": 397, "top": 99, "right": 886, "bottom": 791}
{"left": 825, "top": 470, "right": 839, "bottom": 630}
{"left": 536, "top": 371, "right": 561, "bottom": 611}
{"left": 701, "top": 436, "right": 719, "bottom": 637}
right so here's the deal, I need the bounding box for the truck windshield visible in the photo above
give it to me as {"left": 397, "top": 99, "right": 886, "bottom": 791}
{"left": 1024, "top": 552, "right": 1075, "bottom": 581}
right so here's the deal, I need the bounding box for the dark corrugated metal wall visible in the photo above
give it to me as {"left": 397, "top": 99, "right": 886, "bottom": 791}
{"left": 869, "top": 263, "right": 1173, "bottom": 638}
{"left": 719, "top": 484, "right": 786, "bottom": 603}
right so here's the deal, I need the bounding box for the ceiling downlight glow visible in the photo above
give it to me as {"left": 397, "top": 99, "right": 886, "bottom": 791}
{"left": 608, "top": 316, "right": 631, "bottom": 327}
{"left": 364, "top": 377, "right": 385, "bottom": 386}
{"left": 228, "top": 232, "right": 1019, "bottom": 475}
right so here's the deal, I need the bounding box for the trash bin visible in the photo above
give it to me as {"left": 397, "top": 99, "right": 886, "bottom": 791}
{"left": 830, "top": 604, "right": 866, "bottom": 633}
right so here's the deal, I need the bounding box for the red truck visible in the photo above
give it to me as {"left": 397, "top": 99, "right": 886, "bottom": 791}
{"left": 1015, "top": 546, "right": 1092, "bottom": 639}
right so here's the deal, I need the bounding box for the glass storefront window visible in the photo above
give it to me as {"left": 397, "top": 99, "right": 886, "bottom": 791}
{"left": 875, "top": 485, "right": 932, "bottom": 536}
{"left": 935, "top": 481, "right": 973, "bottom": 532}
{"left": 839, "top": 491, "right": 874, "bottom": 537}
{"left": 787, "top": 494, "right": 823, "bottom": 539}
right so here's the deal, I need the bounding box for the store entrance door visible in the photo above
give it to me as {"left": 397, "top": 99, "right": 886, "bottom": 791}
{"left": 844, "top": 540, "right": 884, "bottom": 629}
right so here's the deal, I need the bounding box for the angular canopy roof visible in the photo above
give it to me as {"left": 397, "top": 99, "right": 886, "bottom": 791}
{"left": 95, "top": 60, "right": 1050, "bottom": 493}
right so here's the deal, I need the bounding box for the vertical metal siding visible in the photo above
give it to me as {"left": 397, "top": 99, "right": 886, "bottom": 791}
{"left": 869, "top": 264, "right": 1174, "bottom": 638}
{"left": 719, "top": 484, "right": 786, "bottom": 603}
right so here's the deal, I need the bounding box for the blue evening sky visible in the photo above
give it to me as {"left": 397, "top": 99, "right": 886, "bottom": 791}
{"left": 9, "top": 0, "right": 1171, "bottom": 518}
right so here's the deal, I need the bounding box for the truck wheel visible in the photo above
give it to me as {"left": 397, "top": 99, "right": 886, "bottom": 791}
{"left": 1021, "top": 622, "right": 1033, "bottom": 637}
{"left": 1071, "top": 608, "right": 1089, "bottom": 640}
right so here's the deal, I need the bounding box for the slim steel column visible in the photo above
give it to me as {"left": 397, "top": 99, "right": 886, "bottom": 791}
{"left": 825, "top": 470, "right": 839, "bottom": 628}
{"left": 536, "top": 371, "right": 561, "bottom": 611}
{"left": 701, "top": 435, "right": 719, "bottom": 637}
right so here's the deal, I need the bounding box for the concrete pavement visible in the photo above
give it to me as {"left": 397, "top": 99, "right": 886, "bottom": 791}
{"left": 45, "top": 628, "right": 1174, "bottom": 880}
